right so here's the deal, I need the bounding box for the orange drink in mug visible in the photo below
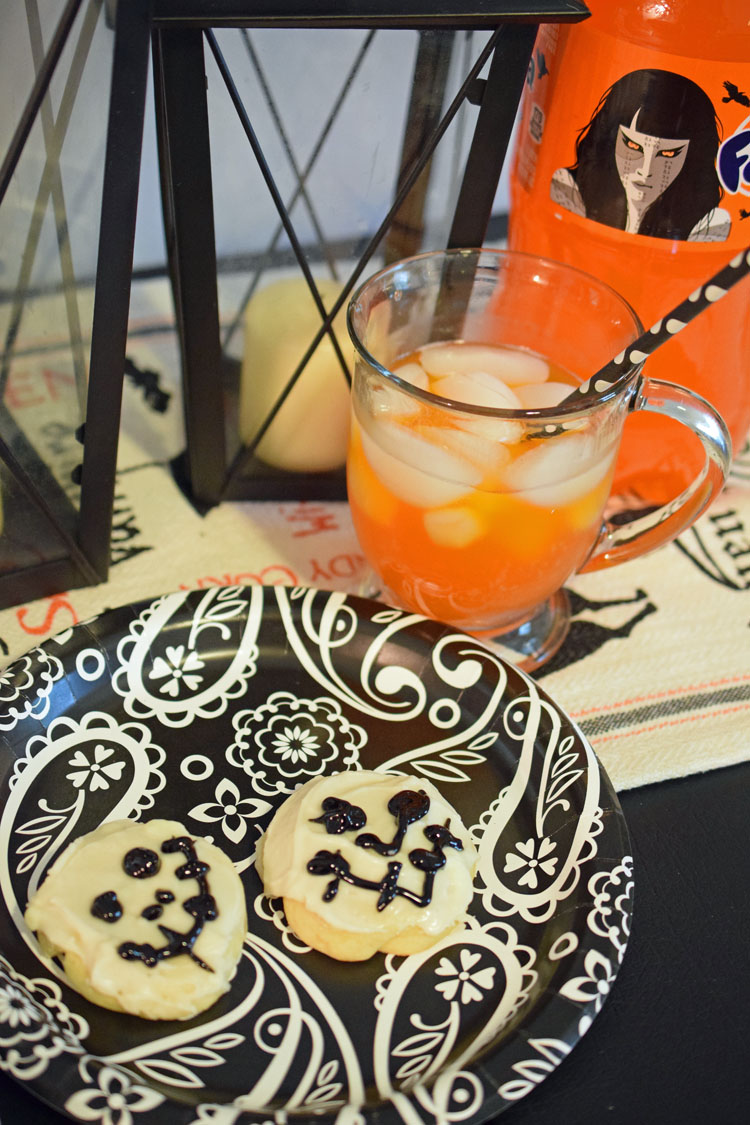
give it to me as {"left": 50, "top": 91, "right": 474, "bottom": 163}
{"left": 346, "top": 249, "right": 730, "bottom": 670}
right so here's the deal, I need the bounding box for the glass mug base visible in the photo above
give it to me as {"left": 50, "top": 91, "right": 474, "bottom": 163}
{"left": 356, "top": 570, "right": 570, "bottom": 673}
{"left": 475, "top": 589, "right": 570, "bottom": 672}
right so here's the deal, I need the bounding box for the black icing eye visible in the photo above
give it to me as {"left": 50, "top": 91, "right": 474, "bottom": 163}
{"left": 310, "top": 796, "right": 367, "bottom": 834}
{"left": 422, "top": 822, "right": 463, "bottom": 852}
{"left": 123, "top": 847, "right": 161, "bottom": 878}
{"left": 141, "top": 903, "right": 163, "bottom": 921}
{"left": 183, "top": 893, "right": 218, "bottom": 921}
{"left": 156, "top": 889, "right": 175, "bottom": 904}
{"left": 387, "top": 789, "right": 430, "bottom": 825}
{"left": 91, "top": 890, "right": 122, "bottom": 922}
{"left": 176, "top": 858, "right": 210, "bottom": 881}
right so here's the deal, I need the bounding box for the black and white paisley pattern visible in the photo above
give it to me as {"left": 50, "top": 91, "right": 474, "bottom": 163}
{"left": 112, "top": 587, "right": 263, "bottom": 729}
{"left": 228, "top": 690, "right": 367, "bottom": 796}
{"left": 0, "top": 953, "right": 87, "bottom": 1081}
{"left": 0, "top": 646, "right": 65, "bottom": 730}
{"left": 0, "top": 586, "right": 632, "bottom": 1124}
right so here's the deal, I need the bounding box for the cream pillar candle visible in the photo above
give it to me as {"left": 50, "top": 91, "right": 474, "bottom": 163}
{"left": 239, "top": 276, "right": 352, "bottom": 473}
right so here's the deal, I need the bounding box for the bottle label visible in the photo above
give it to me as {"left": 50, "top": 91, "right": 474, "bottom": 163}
{"left": 516, "top": 24, "right": 750, "bottom": 248}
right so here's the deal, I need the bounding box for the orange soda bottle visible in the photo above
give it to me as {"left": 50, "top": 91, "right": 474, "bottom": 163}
{"left": 507, "top": 0, "right": 750, "bottom": 508}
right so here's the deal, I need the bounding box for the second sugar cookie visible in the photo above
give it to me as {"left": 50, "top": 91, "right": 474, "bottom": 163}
{"left": 256, "top": 771, "right": 478, "bottom": 961}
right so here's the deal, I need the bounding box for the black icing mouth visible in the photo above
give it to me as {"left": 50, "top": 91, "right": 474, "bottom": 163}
{"left": 307, "top": 791, "right": 464, "bottom": 911}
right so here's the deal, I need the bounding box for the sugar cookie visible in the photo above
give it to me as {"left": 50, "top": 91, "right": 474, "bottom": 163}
{"left": 24, "top": 819, "right": 247, "bottom": 1020}
{"left": 256, "top": 771, "right": 477, "bottom": 961}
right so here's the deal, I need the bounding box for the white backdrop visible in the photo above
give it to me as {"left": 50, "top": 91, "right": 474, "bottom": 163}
{"left": 1, "top": 5, "right": 514, "bottom": 286}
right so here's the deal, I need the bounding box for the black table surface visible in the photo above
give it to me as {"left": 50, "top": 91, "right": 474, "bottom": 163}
{"left": 2, "top": 760, "right": 748, "bottom": 1124}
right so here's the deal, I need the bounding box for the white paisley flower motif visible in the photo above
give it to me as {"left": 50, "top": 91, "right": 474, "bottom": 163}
{"left": 229, "top": 692, "right": 367, "bottom": 789}
{"left": 149, "top": 644, "right": 205, "bottom": 697}
{"left": 65, "top": 1064, "right": 164, "bottom": 1124}
{"left": 0, "top": 957, "right": 87, "bottom": 1080}
{"left": 503, "top": 836, "right": 557, "bottom": 889}
{"left": 434, "top": 950, "right": 497, "bottom": 1005}
{"left": 0, "top": 981, "right": 38, "bottom": 1029}
{"left": 559, "top": 949, "right": 615, "bottom": 1014}
{"left": 271, "top": 723, "right": 320, "bottom": 765}
{"left": 190, "top": 778, "right": 272, "bottom": 845}
{"left": 0, "top": 654, "right": 33, "bottom": 706}
{"left": 66, "top": 745, "right": 125, "bottom": 792}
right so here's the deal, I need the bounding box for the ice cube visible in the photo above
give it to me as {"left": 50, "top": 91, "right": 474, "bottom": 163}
{"left": 369, "top": 372, "right": 422, "bottom": 419}
{"left": 515, "top": 381, "right": 573, "bottom": 410}
{"left": 503, "top": 433, "right": 614, "bottom": 507}
{"left": 419, "top": 342, "right": 549, "bottom": 385}
{"left": 370, "top": 361, "right": 428, "bottom": 418}
{"left": 431, "top": 370, "right": 523, "bottom": 410}
{"left": 423, "top": 505, "right": 485, "bottom": 548}
{"left": 395, "top": 361, "right": 429, "bottom": 390}
{"left": 359, "top": 419, "right": 481, "bottom": 508}
{"left": 427, "top": 371, "right": 522, "bottom": 444}
{"left": 453, "top": 413, "right": 523, "bottom": 445}
{"left": 419, "top": 424, "right": 512, "bottom": 479}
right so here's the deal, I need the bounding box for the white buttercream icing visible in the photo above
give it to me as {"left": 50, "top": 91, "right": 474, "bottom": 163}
{"left": 257, "top": 771, "right": 477, "bottom": 943}
{"left": 25, "top": 819, "right": 247, "bottom": 1020}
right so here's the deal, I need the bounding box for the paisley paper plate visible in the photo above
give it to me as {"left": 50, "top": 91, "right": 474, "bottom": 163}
{"left": 0, "top": 585, "right": 633, "bottom": 1124}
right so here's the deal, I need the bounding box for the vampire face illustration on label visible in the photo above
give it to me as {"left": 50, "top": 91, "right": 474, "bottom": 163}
{"left": 550, "top": 67, "right": 730, "bottom": 242}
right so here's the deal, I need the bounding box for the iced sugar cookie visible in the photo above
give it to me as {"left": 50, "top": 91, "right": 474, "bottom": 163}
{"left": 256, "top": 771, "right": 477, "bottom": 961}
{"left": 24, "top": 819, "right": 247, "bottom": 1020}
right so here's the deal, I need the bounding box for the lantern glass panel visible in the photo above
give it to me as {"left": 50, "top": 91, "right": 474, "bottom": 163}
{"left": 0, "top": 0, "right": 116, "bottom": 575}
{"left": 204, "top": 27, "right": 491, "bottom": 484}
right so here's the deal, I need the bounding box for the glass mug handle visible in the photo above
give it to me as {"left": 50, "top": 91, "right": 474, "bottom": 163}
{"left": 580, "top": 377, "right": 732, "bottom": 573}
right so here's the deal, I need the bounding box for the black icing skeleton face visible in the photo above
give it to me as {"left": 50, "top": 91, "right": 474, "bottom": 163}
{"left": 307, "top": 789, "right": 464, "bottom": 911}
{"left": 90, "top": 835, "right": 218, "bottom": 971}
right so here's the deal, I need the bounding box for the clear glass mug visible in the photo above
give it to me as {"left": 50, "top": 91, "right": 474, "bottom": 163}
{"left": 346, "top": 248, "right": 731, "bottom": 670}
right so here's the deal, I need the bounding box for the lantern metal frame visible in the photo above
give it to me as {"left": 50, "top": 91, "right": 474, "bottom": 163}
{"left": 150, "top": 1, "right": 590, "bottom": 507}
{"left": 0, "top": 0, "right": 151, "bottom": 609}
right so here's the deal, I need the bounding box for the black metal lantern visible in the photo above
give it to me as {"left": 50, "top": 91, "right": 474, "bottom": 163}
{"left": 0, "top": 0, "right": 150, "bottom": 609}
{"left": 151, "top": 1, "right": 589, "bottom": 507}
{"left": 0, "top": 1, "right": 591, "bottom": 613}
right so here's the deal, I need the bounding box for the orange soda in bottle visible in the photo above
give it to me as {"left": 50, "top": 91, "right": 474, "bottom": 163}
{"left": 507, "top": 0, "right": 750, "bottom": 509}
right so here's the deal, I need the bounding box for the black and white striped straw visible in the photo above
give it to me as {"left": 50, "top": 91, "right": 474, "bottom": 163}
{"left": 563, "top": 245, "right": 750, "bottom": 405}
